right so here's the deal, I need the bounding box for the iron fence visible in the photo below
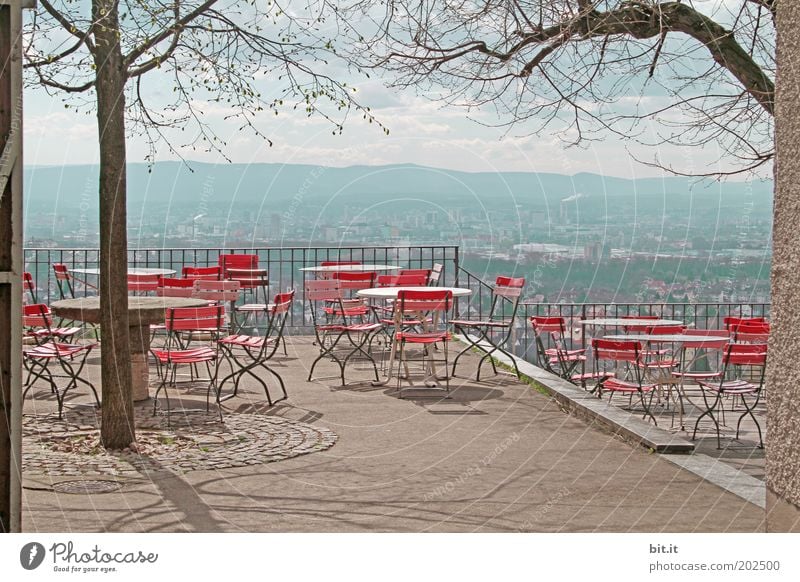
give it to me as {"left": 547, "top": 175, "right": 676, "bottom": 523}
{"left": 24, "top": 245, "right": 460, "bottom": 330}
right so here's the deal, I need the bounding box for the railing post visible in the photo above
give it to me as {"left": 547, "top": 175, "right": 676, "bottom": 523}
{"left": 454, "top": 245, "right": 460, "bottom": 288}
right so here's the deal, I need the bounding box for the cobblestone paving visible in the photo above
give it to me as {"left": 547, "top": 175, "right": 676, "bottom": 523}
{"left": 22, "top": 404, "right": 338, "bottom": 477}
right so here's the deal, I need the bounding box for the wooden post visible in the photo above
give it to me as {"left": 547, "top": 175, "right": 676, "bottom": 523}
{"left": 0, "top": 0, "right": 24, "bottom": 533}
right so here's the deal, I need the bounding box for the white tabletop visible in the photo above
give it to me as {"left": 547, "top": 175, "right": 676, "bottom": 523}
{"left": 71, "top": 267, "right": 176, "bottom": 276}
{"left": 357, "top": 286, "right": 472, "bottom": 299}
{"left": 300, "top": 264, "right": 400, "bottom": 273}
{"left": 603, "top": 334, "right": 731, "bottom": 344}
{"left": 580, "top": 318, "right": 684, "bottom": 327}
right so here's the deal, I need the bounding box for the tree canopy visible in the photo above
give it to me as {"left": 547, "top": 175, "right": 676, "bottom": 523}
{"left": 348, "top": 0, "right": 775, "bottom": 177}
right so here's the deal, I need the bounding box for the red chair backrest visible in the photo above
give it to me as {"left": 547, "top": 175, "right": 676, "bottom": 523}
{"left": 732, "top": 322, "right": 770, "bottom": 343}
{"left": 127, "top": 274, "right": 160, "bottom": 292}
{"left": 52, "top": 264, "right": 70, "bottom": 281}
{"left": 23, "top": 303, "right": 52, "bottom": 328}
{"left": 592, "top": 339, "right": 642, "bottom": 363}
{"left": 530, "top": 316, "right": 566, "bottom": 335}
{"left": 157, "top": 277, "right": 195, "bottom": 297}
{"left": 724, "top": 316, "right": 766, "bottom": 330}
{"left": 333, "top": 271, "right": 376, "bottom": 290}
{"left": 396, "top": 289, "right": 452, "bottom": 314}
{"left": 399, "top": 269, "right": 431, "bottom": 278}
{"left": 164, "top": 305, "right": 226, "bottom": 332}
{"left": 182, "top": 266, "right": 221, "bottom": 280}
{"left": 644, "top": 324, "right": 686, "bottom": 335}
{"left": 192, "top": 279, "right": 241, "bottom": 302}
{"left": 621, "top": 315, "right": 659, "bottom": 332}
{"left": 724, "top": 343, "right": 767, "bottom": 366}
{"left": 494, "top": 276, "right": 525, "bottom": 298}
{"left": 272, "top": 290, "right": 295, "bottom": 315}
{"left": 305, "top": 279, "right": 344, "bottom": 302}
{"left": 681, "top": 329, "right": 731, "bottom": 349}
{"left": 320, "top": 261, "right": 360, "bottom": 267}
{"left": 218, "top": 254, "right": 258, "bottom": 278}
{"left": 377, "top": 274, "right": 428, "bottom": 287}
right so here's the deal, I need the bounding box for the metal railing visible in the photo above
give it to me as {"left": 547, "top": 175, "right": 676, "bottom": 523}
{"left": 24, "top": 245, "right": 460, "bottom": 330}
{"left": 455, "top": 265, "right": 770, "bottom": 366}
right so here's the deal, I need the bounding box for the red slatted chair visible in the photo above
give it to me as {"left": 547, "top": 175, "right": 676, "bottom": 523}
{"left": 52, "top": 264, "right": 76, "bottom": 299}
{"left": 399, "top": 268, "right": 432, "bottom": 279}
{"left": 22, "top": 340, "right": 100, "bottom": 419}
{"left": 127, "top": 273, "right": 160, "bottom": 295}
{"left": 693, "top": 343, "right": 767, "bottom": 449}
{"left": 591, "top": 339, "right": 658, "bottom": 425}
{"left": 191, "top": 279, "right": 241, "bottom": 331}
{"left": 394, "top": 289, "right": 454, "bottom": 396}
{"left": 22, "top": 305, "right": 98, "bottom": 419}
{"left": 731, "top": 322, "right": 770, "bottom": 344}
{"left": 428, "top": 263, "right": 443, "bottom": 286}
{"left": 52, "top": 264, "right": 100, "bottom": 339}
{"left": 723, "top": 316, "right": 766, "bottom": 332}
{"left": 638, "top": 324, "right": 687, "bottom": 371}
{"left": 217, "top": 290, "right": 295, "bottom": 406}
{"left": 376, "top": 273, "right": 429, "bottom": 287}
{"left": 150, "top": 305, "right": 226, "bottom": 425}
{"left": 22, "top": 272, "right": 37, "bottom": 304}
{"left": 149, "top": 277, "right": 198, "bottom": 344}
{"left": 305, "top": 279, "right": 383, "bottom": 385}
{"left": 329, "top": 271, "right": 376, "bottom": 321}
{"left": 156, "top": 277, "right": 195, "bottom": 298}
{"left": 670, "top": 329, "right": 730, "bottom": 384}
{"left": 621, "top": 314, "right": 659, "bottom": 333}
{"left": 529, "top": 316, "right": 599, "bottom": 386}
{"left": 219, "top": 255, "right": 269, "bottom": 332}
{"left": 451, "top": 276, "right": 525, "bottom": 380}
{"left": 182, "top": 266, "right": 221, "bottom": 281}
{"left": 22, "top": 303, "right": 81, "bottom": 344}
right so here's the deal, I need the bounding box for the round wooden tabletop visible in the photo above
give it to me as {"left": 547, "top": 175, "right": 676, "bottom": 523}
{"left": 51, "top": 296, "right": 209, "bottom": 326}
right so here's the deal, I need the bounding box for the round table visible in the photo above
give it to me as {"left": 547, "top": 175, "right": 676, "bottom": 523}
{"left": 602, "top": 334, "right": 730, "bottom": 344}
{"left": 300, "top": 264, "right": 400, "bottom": 274}
{"left": 357, "top": 286, "right": 472, "bottom": 300}
{"left": 579, "top": 318, "right": 684, "bottom": 328}
{"left": 51, "top": 296, "right": 208, "bottom": 401}
{"left": 70, "top": 267, "right": 176, "bottom": 276}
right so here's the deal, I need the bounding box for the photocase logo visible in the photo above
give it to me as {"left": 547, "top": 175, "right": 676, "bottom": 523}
{"left": 20, "top": 542, "right": 46, "bottom": 570}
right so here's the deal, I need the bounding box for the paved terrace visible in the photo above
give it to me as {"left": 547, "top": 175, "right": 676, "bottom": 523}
{"left": 20, "top": 337, "right": 765, "bottom": 532}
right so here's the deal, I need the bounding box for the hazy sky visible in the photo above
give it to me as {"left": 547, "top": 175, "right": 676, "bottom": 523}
{"left": 22, "top": 0, "right": 764, "bottom": 180}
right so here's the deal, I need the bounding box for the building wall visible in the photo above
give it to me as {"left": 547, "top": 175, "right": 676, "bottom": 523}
{"left": 767, "top": 2, "right": 800, "bottom": 532}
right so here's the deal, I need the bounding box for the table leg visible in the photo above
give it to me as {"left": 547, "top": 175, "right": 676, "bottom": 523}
{"left": 129, "top": 324, "right": 152, "bottom": 402}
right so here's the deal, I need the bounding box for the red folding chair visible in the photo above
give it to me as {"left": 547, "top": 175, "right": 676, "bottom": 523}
{"left": 150, "top": 305, "right": 226, "bottom": 425}
{"left": 530, "top": 316, "right": 597, "bottom": 386}
{"left": 620, "top": 314, "right": 659, "bottom": 333}
{"left": 52, "top": 264, "right": 76, "bottom": 299}
{"left": 22, "top": 272, "right": 37, "bottom": 304}
{"left": 23, "top": 303, "right": 81, "bottom": 344}
{"left": 182, "top": 266, "right": 221, "bottom": 281}
{"left": 305, "top": 279, "right": 383, "bottom": 385}
{"left": 451, "top": 276, "right": 525, "bottom": 380}
{"left": 731, "top": 322, "right": 770, "bottom": 344}
{"left": 127, "top": 273, "right": 160, "bottom": 295}
{"left": 591, "top": 339, "right": 658, "bottom": 425}
{"left": 217, "top": 290, "right": 295, "bottom": 406}
{"left": 693, "top": 343, "right": 767, "bottom": 449}
{"left": 22, "top": 341, "right": 100, "bottom": 419}
{"left": 394, "top": 289, "right": 454, "bottom": 396}
{"left": 376, "top": 274, "right": 428, "bottom": 287}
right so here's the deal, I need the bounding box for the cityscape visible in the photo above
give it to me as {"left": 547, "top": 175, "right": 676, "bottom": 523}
{"left": 24, "top": 161, "right": 773, "bottom": 305}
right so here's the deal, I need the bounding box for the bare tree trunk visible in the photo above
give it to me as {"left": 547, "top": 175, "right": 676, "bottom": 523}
{"left": 93, "top": 0, "right": 134, "bottom": 449}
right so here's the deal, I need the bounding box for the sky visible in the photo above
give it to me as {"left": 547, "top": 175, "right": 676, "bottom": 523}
{"left": 21, "top": 0, "right": 768, "bottom": 180}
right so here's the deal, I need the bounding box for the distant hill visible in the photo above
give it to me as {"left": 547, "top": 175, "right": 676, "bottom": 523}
{"left": 23, "top": 161, "right": 774, "bottom": 220}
